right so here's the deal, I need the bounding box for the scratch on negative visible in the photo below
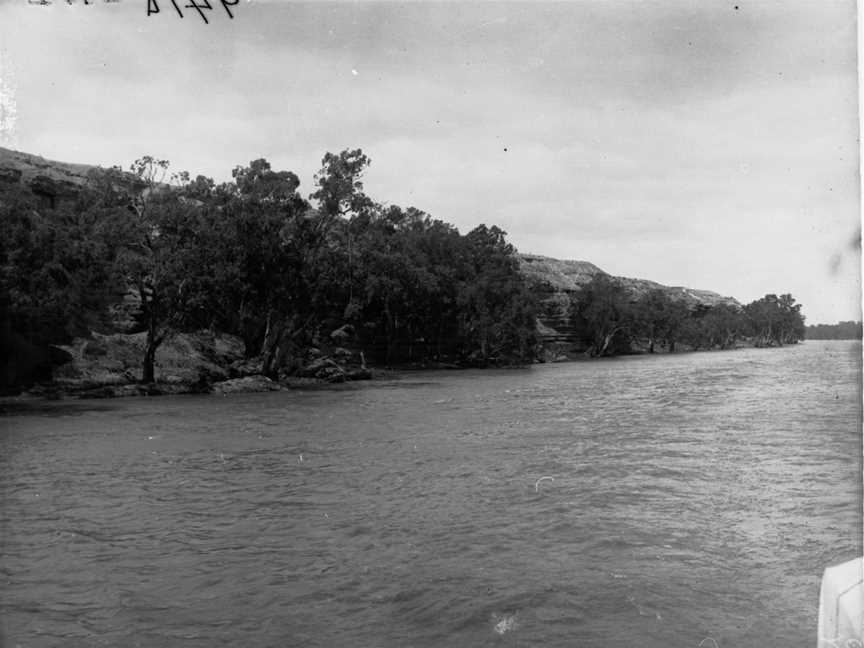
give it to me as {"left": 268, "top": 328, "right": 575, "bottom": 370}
{"left": 0, "top": 50, "right": 18, "bottom": 146}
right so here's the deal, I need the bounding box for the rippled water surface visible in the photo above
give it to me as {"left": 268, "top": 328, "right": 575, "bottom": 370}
{"left": 1, "top": 341, "right": 861, "bottom": 647}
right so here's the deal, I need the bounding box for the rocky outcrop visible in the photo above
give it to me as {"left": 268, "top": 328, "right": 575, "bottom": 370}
{"left": 0, "top": 147, "right": 98, "bottom": 210}
{"left": 28, "top": 175, "right": 82, "bottom": 210}
{"left": 519, "top": 255, "right": 603, "bottom": 350}
{"left": 518, "top": 253, "right": 740, "bottom": 353}
{"left": 32, "top": 328, "right": 375, "bottom": 398}
{"left": 212, "top": 375, "right": 282, "bottom": 395}
{"left": 0, "top": 147, "right": 99, "bottom": 189}
{"left": 294, "top": 348, "right": 372, "bottom": 383}
{"left": 0, "top": 167, "right": 22, "bottom": 185}
{"left": 613, "top": 276, "right": 740, "bottom": 308}
{"left": 0, "top": 146, "right": 146, "bottom": 210}
{"left": 49, "top": 331, "right": 246, "bottom": 396}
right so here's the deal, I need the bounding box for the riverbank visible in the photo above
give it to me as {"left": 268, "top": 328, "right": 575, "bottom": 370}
{"left": 1, "top": 326, "right": 811, "bottom": 403}
{"left": 2, "top": 329, "right": 385, "bottom": 401}
{"left": 0, "top": 335, "right": 804, "bottom": 404}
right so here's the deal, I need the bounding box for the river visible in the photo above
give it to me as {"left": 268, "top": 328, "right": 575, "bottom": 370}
{"left": 1, "top": 341, "right": 861, "bottom": 647}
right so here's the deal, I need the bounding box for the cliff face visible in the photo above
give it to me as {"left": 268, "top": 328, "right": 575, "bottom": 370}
{"left": 0, "top": 147, "right": 99, "bottom": 209}
{"left": 518, "top": 253, "right": 740, "bottom": 352}
{"left": 518, "top": 254, "right": 604, "bottom": 348}
{"left": 0, "top": 147, "right": 97, "bottom": 185}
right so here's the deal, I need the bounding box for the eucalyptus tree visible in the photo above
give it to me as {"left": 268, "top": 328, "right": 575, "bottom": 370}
{"left": 571, "top": 274, "right": 633, "bottom": 357}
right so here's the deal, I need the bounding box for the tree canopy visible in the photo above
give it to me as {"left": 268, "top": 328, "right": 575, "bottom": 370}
{"left": 805, "top": 321, "right": 862, "bottom": 340}
{"left": 1, "top": 148, "right": 540, "bottom": 389}
{"left": 569, "top": 275, "right": 806, "bottom": 356}
{"left": 1, "top": 146, "right": 811, "bottom": 392}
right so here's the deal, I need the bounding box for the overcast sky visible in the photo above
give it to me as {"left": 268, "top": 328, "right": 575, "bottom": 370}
{"left": 0, "top": 0, "right": 859, "bottom": 324}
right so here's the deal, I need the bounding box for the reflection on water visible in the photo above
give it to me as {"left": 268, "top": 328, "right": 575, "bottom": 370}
{"left": 1, "top": 341, "right": 861, "bottom": 647}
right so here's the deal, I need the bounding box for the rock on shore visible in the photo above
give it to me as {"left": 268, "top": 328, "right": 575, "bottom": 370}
{"left": 211, "top": 375, "right": 282, "bottom": 395}
{"left": 47, "top": 331, "right": 246, "bottom": 397}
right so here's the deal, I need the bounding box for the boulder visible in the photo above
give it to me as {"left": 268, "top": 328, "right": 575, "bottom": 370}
{"left": 229, "top": 357, "right": 264, "bottom": 378}
{"left": 330, "top": 324, "right": 354, "bottom": 341}
{"left": 212, "top": 375, "right": 282, "bottom": 395}
{"left": 0, "top": 166, "right": 22, "bottom": 184}
{"left": 53, "top": 330, "right": 245, "bottom": 392}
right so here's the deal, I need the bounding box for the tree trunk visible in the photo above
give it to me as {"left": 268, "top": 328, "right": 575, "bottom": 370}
{"left": 598, "top": 327, "right": 622, "bottom": 357}
{"left": 262, "top": 314, "right": 314, "bottom": 377}
{"left": 142, "top": 325, "right": 164, "bottom": 384}
{"left": 261, "top": 311, "right": 282, "bottom": 378}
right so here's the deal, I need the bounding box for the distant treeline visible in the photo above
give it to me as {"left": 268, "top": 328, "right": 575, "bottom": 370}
{"left": 0, "top": 148, "right": 807, "bottom": 390}
{"left": 805, "top": 321, "right": 862, "bottom": 340}
{"left": 570, "top": 275, "right": 806, "bottom": 357}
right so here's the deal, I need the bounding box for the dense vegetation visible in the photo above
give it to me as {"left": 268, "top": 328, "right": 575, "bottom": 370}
{"left": 0, "top": 150, "right": 539, "bottom": 389}
{"left": 805, "top": 321, "right": 862, "bottom": 340}
{"left": 0, "top": 148, "right": 809, "bottom": 392}
{"left": 571, "top": 275, "right": 806, "bottom": 357}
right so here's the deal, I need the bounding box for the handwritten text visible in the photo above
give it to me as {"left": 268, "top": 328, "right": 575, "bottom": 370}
{"left": 147, "top": 0, "right": 239, "bottom": 22}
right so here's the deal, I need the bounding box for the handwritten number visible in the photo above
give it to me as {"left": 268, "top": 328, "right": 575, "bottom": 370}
{"left": 146, "top": 0, "right": 238, "bottom": 20}
{"left": 221, "top": 0, "right": 238, "bottom": 19}
{"left": 185, "top": 0, "right": 212, "bottom": 23}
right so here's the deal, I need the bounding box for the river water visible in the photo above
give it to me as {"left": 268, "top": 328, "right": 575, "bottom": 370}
{"left": 1, "top": 341, "right": 861, "bottom": 648}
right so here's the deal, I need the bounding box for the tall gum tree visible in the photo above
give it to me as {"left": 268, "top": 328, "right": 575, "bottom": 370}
{"left": 116, "top": 156, "right": 216, "bottom": 384}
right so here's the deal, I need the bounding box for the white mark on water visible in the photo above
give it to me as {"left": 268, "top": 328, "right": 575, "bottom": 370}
{"left": 492, "top": 612, "right": 517, "bottom": 635}
{"left": 298, "top": 454, "right": 304, "bottom": 463}
{"left": 698, "top": 638, "right": 719, "bottom": 648}
{"left": 535, "top": 476, "right": 554, "bottom": 492}
{"left": 817, "top": 636, "right": 863, "bottom": 648}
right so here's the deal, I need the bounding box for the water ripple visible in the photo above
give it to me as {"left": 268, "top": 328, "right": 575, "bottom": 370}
{"left": 0, "top": 341, "right": 861, "bottom": 647}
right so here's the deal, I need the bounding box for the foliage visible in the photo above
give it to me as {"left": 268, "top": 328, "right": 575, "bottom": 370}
{"left": 310, "top": 149, "right": 373, "bottom": 219}
{"left": 570, "top": 275, "right": 634, "bottom": 356}
{"left": 805, "top": 321, "right": 862, "bottom": 340}
{"left": 2, "top": 145, "right": 811, "bottom": 392}
{"left": 1, "top": 146, "right": 541, "bottom": 387}
{"left": 455, "top": 225, "right": 538, "bottom": 364}
{"left": 742, "top": 293, "right": 806, "bottom": 347}
{"left": 631, "top": 289, "right": 690, "bottom": 352}
{"left": 569, "top": 277, "right": 806, "bottom": 356}
{"left": 1, "top": 188, "right": 117, "bottom": 330}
